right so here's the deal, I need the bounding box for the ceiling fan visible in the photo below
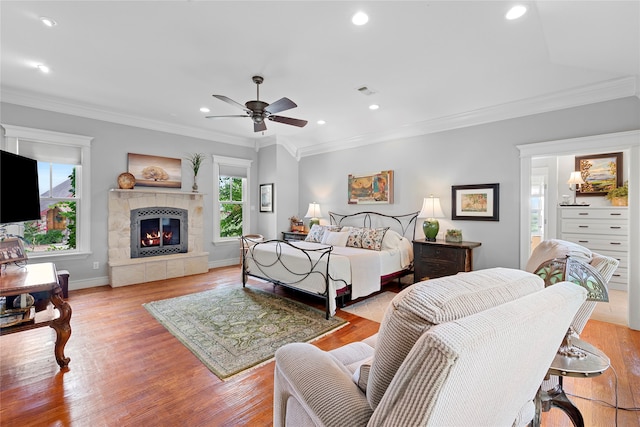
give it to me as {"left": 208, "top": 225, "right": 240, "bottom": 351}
{"left": 207, "top": 76, "right": 308, "bottom": 132}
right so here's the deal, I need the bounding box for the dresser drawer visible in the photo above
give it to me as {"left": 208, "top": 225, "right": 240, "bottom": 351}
{"left": 561, "top": 219, "right": 628, "bottom": 235}
{"left": 561, "top": 208, "right": 628, "bottom": 220}
{"left": 608, "top": 267, "right": 628, "bottom": 286}
{"left": 561, "top": 235, "right": 628, "bottom": 252}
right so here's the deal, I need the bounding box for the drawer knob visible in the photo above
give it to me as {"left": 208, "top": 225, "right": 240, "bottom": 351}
{"left": 610, "top": 226, "right": 621, "bottom": 229}
{"left": 610, "top": 213, "right": 622, "bottom": 216}
{"left": 578, "top": 226, "right": 589, "bottom": 228}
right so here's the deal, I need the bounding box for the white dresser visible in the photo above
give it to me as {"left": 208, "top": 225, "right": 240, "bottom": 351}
{"left": 559, "top": 206, "right": 629, "bottom": 290}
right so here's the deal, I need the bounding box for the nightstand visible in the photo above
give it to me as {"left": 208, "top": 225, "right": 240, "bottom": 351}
{"left": 281, "top": 231, "right": 308, "bottom": 242}
{"left": 413, "top": 239, "right": 481, "bottom": 283}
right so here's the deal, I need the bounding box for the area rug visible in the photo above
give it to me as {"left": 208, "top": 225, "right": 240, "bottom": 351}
{"left": 143, "top": 287, "right": 347, "bottom": 380}
{"left": 341, "top": 291, "right": 396, "bottom": 323}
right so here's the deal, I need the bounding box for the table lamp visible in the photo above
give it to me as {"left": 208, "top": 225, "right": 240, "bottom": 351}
{"left": 567, "top": 171, "right": 585, "bottom": 205}
{"left": 418, "top": 195, "right": 445, "bottom": 241}
{"left": 305, "top": 202, "right": 322, "bottom": 227}
{"left": 533, "top": 256, "right": 608, "bottom": 358}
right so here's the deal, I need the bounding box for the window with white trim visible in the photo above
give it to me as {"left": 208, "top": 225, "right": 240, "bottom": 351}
{"left": 213, "top": 156, "right": 252, "bottom": 243}
{"left": 2, "top": 125, "right": 92, "bottom": 259}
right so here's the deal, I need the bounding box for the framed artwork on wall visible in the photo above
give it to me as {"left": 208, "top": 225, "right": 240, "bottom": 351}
{"left": 347, "top": 170, "right": 394, "bottom": 204}
{"left": 260, "top": 183, "right": 274, "bottom": 212}
{"left": 451, "top": 183, "right": 500, "bottom": 221}
{"left": 575, "top": 152, "right": 623, "bottom": 196}
{"left": 128, "top": 153, "right": 182, "bottom": 188}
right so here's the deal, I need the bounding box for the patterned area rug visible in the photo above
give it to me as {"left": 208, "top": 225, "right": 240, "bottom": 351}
{"left": 143, "top": 287, "right": 346, "bottom": 380}
{"left": 341, "top": 291, "right": 396, "bottom": 323}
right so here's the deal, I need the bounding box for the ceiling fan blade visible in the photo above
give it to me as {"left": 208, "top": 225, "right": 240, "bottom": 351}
{"left": 205, "top": 115, "right": 249, "bottom": 119}
{"left": 268, "top": 115, "right": 308, "bottom": 128}
{"left": 212, "top": 95, "right": 251, "bottom": 113}
{"left": 264, "top": 97, "right": 297, "bottom": 114}
{"left": 254, "top": 121, "right": 267, "bottom": 132}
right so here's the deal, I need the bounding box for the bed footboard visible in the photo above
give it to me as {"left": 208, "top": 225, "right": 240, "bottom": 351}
{"left": 241, "top": 237, "right": 342, "bottom": 319}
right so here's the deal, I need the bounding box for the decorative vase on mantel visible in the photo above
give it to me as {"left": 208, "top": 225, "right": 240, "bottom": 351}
{"left": 192, "top": 175, "right": 198, "bottom": 193}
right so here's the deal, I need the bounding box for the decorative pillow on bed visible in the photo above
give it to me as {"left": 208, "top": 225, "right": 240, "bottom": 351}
{"left": 381, "top": 229, "right": 403, "bottom": 250}
{"left": 346, "top": 227, "right": 364, "bottom": 248}
{"left": 305, "top": 225, "right": 341, "bottom": 243}
{"left": 361, "top": 227, "right": 390, "bottom": 251}
{"left": 321, "top": 231, "right": 350, "bottom": 247}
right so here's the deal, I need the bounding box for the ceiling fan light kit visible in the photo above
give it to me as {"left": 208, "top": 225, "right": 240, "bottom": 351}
{"left": 207, "top": 75, "right": 308, "bottom": 133}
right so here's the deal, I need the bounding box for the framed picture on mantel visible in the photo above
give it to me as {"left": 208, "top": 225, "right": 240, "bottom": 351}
{"left": 452, "top": 183, "right": 500, "bottom": 221}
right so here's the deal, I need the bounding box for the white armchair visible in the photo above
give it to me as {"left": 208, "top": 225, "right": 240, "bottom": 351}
{"left": 273, "top": 268, "right": 587, "bottom": 426}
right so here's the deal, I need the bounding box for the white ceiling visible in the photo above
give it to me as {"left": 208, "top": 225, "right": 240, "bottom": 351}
{"left": 1, "top": 1, "right": 639, "bottom": 157}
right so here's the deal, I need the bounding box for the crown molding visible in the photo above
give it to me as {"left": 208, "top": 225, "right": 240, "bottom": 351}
{"left": 1, "top": 87, "right": 255, "bottom": 148}
{"left": 298, "top": 76, "right": 638, "bottom": 158}
{"left": 2, "top": 76, "right": 636, "bottom": 159}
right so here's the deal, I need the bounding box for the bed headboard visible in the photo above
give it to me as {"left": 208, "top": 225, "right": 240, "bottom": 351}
{"left": 328, "top": 211, "right": 419, "bottom": 240}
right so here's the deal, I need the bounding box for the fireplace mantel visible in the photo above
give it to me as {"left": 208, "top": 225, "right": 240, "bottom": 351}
{"left": 108, "top": 189, "right": 208, "bottom": 287}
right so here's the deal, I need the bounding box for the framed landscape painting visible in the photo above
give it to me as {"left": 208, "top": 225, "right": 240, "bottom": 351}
{"left": 128, "top": 153, "right": 181, "bottom": 188}
{"left": 452, "top": 183, "right": 500, "bottom": 221}
{"left": 348, "top": 170, "right": 394, "bottom": 204}
{"left": 575, "top": 152, "right": 623, "bottom": 196}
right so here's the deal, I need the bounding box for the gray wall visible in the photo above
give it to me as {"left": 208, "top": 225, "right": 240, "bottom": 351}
{"left": 297, "top": 97, "right": 640, "bottom": 271}
{"left": 1, "top": 102, "right": 258, "bottom": 286}
{"left": 2, "top": 96, "right": 638, "bottom": 288}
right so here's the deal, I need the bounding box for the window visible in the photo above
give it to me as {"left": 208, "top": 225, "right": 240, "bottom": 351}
{"left": 2, "top": 125, "right": 92, "bottom": 259}
{"left": 213, "top": 156, "right": 252, "bottom": 243}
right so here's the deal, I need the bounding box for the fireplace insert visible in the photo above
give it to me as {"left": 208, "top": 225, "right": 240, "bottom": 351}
{"left": 130, "top": 207, "right": 188, "bottom": 258}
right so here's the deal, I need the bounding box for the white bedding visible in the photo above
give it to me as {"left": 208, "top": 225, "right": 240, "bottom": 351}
{"left": 244, "top": 238, "right": 413, "bottom": 316}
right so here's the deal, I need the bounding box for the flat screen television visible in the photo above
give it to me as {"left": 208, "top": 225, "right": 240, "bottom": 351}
{"left": 1, "top": 150, "right": 41, "bottom": 224}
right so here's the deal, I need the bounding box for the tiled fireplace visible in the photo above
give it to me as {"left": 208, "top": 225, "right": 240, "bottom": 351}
{"left": 108, "top": 189, "right": 209, "bottom": 287}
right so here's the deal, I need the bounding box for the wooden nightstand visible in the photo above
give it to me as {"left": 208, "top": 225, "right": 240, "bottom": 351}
{"left": 413, "top": 239, "right": 481, "bottom": 283}
{"left": 281, "top": 231, "right": 308, "bottom": 242}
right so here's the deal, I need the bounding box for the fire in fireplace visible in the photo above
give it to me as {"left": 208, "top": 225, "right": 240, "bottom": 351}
{"left": 130, "top": 207, "right": 188, "bottom": 258}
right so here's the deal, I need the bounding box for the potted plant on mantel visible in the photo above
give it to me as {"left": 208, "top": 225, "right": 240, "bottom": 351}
{"left": 605, "top": 180, "right": 628, "bottom": 206}
{"left": 187, "top": 153, "right": 205, "bottom": 192}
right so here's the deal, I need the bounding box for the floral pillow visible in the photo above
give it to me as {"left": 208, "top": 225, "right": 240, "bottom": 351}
{"left": 305, "top": 225, "right": 341, "bottom": 243}
{"left": 361, "top": 227, "right": 390, "bottom": 251}
{"left": 346, "top": 227, "right": 364, "bottom": 248}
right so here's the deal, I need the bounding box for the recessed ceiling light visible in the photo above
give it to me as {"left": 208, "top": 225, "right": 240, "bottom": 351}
{"left": 352, "top": 11, "right": 369, "bottom": 26}
{"left": 40, "top": 17, "right": 57, "bottom": 27}
{"left": 369, "top": 104, "right": 379, "bottom": 110}
{"left": 317, "top": 120, "right": 326, "bottom": 125}
{"left": 200, "top": 107, "right": 210, "bottom": 113}
{"left": 36, "top": 64, "right": 50, "bottom": 73}
{"left": 505, "top": 5, "right": 527, "bottom": 20}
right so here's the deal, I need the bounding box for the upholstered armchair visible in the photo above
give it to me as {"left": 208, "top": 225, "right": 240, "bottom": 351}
{"left": 273, "top": 268, "right": 587, "bottom": 427}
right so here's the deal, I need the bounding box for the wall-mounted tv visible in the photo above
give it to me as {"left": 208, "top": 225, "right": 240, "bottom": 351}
{"left": 1, "top": 150, "right": 41, "bottom": 224}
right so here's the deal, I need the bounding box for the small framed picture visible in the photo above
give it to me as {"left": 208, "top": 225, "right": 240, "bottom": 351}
{"left": 452, "top": 183, "right": 500, "bottom": 221}
{"left": 0, "top": 237, "right": 28, "bottom": 265}
{"left": 260, "top": 183, "right": 274, "bottom": 213}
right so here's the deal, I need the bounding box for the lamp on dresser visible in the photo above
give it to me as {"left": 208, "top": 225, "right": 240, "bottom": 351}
{"left": 418, "top": 195, "right": 445, "bottom": 241}
{"left": 567, "top": 171, "right": 585, "bottom": 205}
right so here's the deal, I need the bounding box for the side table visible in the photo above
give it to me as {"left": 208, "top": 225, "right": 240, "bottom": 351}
{"left": 412, "top": 239, "right": 481, "bottom": 283}
{"left": 282, "top": 231, "right": 308, "bottom": 242}
{"left": 533, "top": 336, "right": 610, "bottom": 427}
{"left": 0, "top": 262, "right": 72, "bottom": 368}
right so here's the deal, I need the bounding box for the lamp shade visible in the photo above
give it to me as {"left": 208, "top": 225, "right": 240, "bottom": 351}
{"left": 418, "top": 196, "right": 445, "bottom": 219}
{"left": 567, "top": 171, "right": 585, "bottom": 186}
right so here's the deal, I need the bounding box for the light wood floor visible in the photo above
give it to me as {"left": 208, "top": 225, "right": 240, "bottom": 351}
{"left": 1, "top": 266, "right": 638, "bottom": 426}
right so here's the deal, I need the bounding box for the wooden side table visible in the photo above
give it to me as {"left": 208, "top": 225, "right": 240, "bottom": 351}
{"left": 412, "top": 239, "right": 481, "bottom": 283}
{"left": 281, "top": 231, "right": 308, "bottom": 242}
{"left": 0, "top": 263, "right": 72, "bottom": 368}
